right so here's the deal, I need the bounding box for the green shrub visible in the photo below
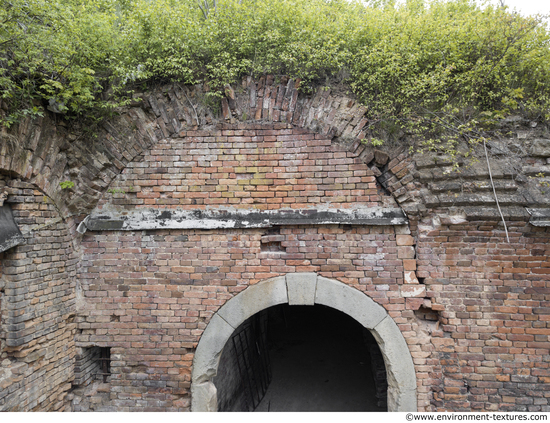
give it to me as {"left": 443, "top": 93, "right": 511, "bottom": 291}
{"left": 1, "top": 0, "right": 549, "bottom": 147}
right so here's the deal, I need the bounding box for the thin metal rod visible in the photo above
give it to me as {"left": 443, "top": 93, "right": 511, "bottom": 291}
{"left": 483, "top": 138, "right": 510, "bottom": 243}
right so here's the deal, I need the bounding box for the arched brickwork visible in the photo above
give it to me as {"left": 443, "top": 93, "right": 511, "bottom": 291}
{"left": 190, "top": 274, "right": 417, "bottom": 412}
{"left": 1, "top": 77, "right": 548, "bottom": 224}
{"left": 75, "top": 119, "right": 423, "bottom": 411}
{"left": 0, "top": 78, "right": 393, "bottom": 219}
{"left": 74, "top": 101, "right": 550, "bottom": 411}
{"left": 1, "top": 76, "right": 549, "bottom": 412}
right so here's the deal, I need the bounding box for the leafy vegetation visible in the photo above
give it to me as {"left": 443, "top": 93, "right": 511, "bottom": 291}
{"left": 0, "top": 0, "right": 122, "bottom": 126}
{"left": 1, "top": 0, "right": 549, "bottom": 151}
{"left": 59, "top": 181, "right": 75, "bottom": 189}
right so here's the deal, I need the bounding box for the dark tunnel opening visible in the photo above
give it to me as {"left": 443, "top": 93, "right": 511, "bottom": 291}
{"left": 214, "top": 304, "right": 388, "bottom": 412}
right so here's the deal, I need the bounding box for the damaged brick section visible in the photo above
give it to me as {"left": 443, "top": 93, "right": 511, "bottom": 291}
{"left": 0, "top": 177, "right": 77, "bottom": 411}
{"left": 416, "top": 220, "right": 550, "bottom": 411}
{"left": 0, "top": 77, "right": 549, "bottom": 412}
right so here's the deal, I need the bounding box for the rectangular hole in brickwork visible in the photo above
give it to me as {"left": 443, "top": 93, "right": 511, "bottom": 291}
{"left": 261, "top": 241, "right": 286, "bottom": 252}
{"left": 414, "top": 306, "right": 439, "bottom": 322}
{"left": 96, "top": 347, "right": 111, "bottom": 383}
{"left": 74, "top": 346, "right": 112, "bottom": 387}
{"left": 260, "top": 228, "right": 286, "bottom": 253}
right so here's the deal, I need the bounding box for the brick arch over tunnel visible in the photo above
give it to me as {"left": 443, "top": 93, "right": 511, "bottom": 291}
{"left": 190, "top": 273, "right": 417, "bottom": 412}
{"left": 0, "top": 76, "right": 420, "bottom": 220}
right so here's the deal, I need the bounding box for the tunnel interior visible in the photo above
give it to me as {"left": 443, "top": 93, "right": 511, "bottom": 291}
{"left": 213, "top": 304, "right": 388, "bottom": 412}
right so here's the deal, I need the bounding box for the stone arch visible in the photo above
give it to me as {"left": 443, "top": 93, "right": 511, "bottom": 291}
{"left": 191, "top": 273, "right": 417, "bottom": 412}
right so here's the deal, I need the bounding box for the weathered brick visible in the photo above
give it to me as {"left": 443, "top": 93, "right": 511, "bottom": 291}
{"left": 1, "top": 81, "right": 549, "bottom": 414}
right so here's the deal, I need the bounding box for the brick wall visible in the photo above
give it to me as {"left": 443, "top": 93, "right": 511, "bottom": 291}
{"left": 95, "top": 124, "right": 385, "bottom": 211}
{"left": 78, "top": 224, "right": 415, "bottom": 411}
{"left": 76, "top": 123, "right": 425, "bottom": 410}
{"left": 0, "top": 76, "right": 549, "bottom": 412}
{"left": 77, "top": 121, "right": 550, "bottom": 412}
{"left": 0, "top": 180, "right": 76, "bottom": 411}
{"left": 417, "top": 220, "right": 550, "bottom": 411}
{"left": 0, "top": 252, "right": 5, "bottom": 362}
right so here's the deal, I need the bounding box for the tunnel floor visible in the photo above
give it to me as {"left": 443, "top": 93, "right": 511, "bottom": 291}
{"left": 254, "top": 305, "right": 386, "bottom": 412}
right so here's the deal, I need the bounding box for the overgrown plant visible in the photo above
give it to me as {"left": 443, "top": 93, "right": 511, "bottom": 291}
{"left": 1, "top": 0, "right": 549, "bottom": 153}
{"left": 350, "top": 0, "right": 550, "bottom": 159}
{"left": 0, "top": 0, "right": 128, "bottom": 127}
{"left": 59, "top": 181, "right": 75, "bottom": 189}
